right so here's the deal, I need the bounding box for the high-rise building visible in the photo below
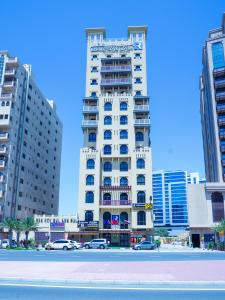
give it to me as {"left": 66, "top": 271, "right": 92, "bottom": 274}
{"left": 0, "top": 51, "right": 62, "bottom": 221}
{"left": 153, "top": 170, "right": 203, "bottom": 228}
{"left": 200, "top": 13, "right": 225, "bottom": 182}
{"left": 78, "top": 27, "right": 153, "bottom": 246}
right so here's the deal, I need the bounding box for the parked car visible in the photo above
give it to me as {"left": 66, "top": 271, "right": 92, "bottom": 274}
{"left": 45, "top": 239, "right": 75, "bottom": 250}
{"left": 71, "top": 240, "right": 82, "bottom": 249}
{"left": 83, "top": 239, "right": 108, "bottom": 249}
{"left": 133, "top": 241, "right": 156, "bottom": 250}
{"left": 1, "top": 239, "right": 17, "bottom": 249}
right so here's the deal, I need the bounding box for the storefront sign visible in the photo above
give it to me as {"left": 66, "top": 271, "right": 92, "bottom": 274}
{"left": 78, "top": 221, "right": 99, "bottom": 228}
{"left": 50, "top": 221, "right": 65, "bottom": 231}
{"left": 132, "top": 203, "right": 153, "bottom": 210}
{"left": 90, "top": 42, "right": 142, "bottom": 53}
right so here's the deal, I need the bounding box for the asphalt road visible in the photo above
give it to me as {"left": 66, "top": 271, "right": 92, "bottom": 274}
{"left": 0, "top": 249, "right": 225, "bottom": 262}
{"left": 0, "top": 285, "right": 225, "bottom": 300}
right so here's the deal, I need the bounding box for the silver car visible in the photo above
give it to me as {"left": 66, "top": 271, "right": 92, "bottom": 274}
{"left": 133, "top": 241, "right": 156, "bottom": 250}
{"left": 83, "top": 239, "right": 108, "bottom": 249}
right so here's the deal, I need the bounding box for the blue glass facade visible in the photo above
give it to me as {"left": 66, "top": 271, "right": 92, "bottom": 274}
{"left": 0, "top": 55, "right": 4, "bottom": 84}
{"left": 212, "top": 42, "right": 225, "bottom": 69}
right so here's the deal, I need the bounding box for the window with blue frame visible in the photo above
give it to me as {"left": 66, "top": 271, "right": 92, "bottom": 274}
{"left": 135, "top": 91, "right": 142, "bottom": 96}
{"left": 103, "top": 193, "right": 111, "bottom": 200}
{"left": 137, "top": 158, "right": 145, "bottom": 169}
{"left": 91, "top": 79, "right": 97, "bottom": 85}
{"left": 137, "top": 175, "right": 145, "bottom": 185}
{"left": 137, "top": 191, "right": 146, "bottom": 203}
{"left": 0, "top": 55, "right": 4, "bottom": 84}
{"left": 134, "top": 65, "right": 141, "bottom": 71}
{"left": 85, "top": 191, "right": 94, "bottom": 203}
{"left": 120, "top": 177, "right": 128, "bottom": 186}
{"left": 91, "top": 92, "right": 97, "bottom": 97}
{"left": 212, "top": 42, "right": 225, "bottom": 69}
{"left": 104, "top": 102, "right": 112, "bottom": 111}
{"left": 103, "top": 161, "right": 112, "bottom": 172}
{"left": 85, "top": 210, "right": 93, "bottom": 222}
{"left": 104, "top": 145, "right": 111, "bottom": 155}
{"left": 120, "top": 161, "right": 128, "bottom": 171}
{"left": 104, "top": 116, "right": 112, "bottom": 125}
{"left": 104, "top": 130, "right": 112, "bottom": 140}
{"left": 120, "top": 193, "right": 128, "bottom": 201}
{"left": 135, "top": 78, "right": 142, "bottom": 84}
{"left": 91, "top": 67, "right": 98, "bottom": 72}
{"left": 120, "top": 116, "right": 128, "bottom": 125}
{"left": 120, "top": 145, "right": 128, "bottom": 154}
{"left": 92, "top": 55, "right": 98, "bottom": 61}
{"left": 137, "top": 211, "right": 146, "bottom": 225}
{"left": 86, "top": 159, "right": 95, "bottom": 169}
{"left": 88, "top": 132, "right": 96, "bottom": 142}
{"left": 120, "top": 130, "right": 128, "bottom": 139}
{"left": 86, "top": 175, "right": 94, "bottom": 185}
{"left": 134, "top": 53, "right": 141, "bottom": 59}
{"left": 135, "top": 131, "right": 144, "bottom": 141}
{"left": 103, "top": 177, "right": 112, "bottom": 186}
{"left": 120, "top": 102, "right": 127, "bottom": 111}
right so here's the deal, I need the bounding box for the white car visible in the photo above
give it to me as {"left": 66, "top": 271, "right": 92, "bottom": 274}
{"left": 71, "top": 240, "right": 81, "bottom": 249}
{"left": 1, "top": 239, "right": 17, "bottom": 248}
{"left": 45, "top": 239, "right": 75, "bottom": 250}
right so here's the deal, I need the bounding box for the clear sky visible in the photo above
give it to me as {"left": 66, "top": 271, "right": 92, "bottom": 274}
{"left": 1, "top": 0, "right": 225, "bottom": 214}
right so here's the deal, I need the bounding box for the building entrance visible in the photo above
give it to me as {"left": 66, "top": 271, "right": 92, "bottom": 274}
{"left": 192, "top": 234, "right": 200, "bottom": 248}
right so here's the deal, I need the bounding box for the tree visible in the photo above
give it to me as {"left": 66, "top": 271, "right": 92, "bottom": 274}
{"left": 0, "top": 218, "right": 16, "bottom": 248}
{"left": 153, "top": 227, "right": 169, "bottom": 237}
{"left": 13, "top": 220, "right": 24, "bottom": 246}
{"left": 212, "top": 219, "right": 225, "bottom": 251}
{"left": 22, "top": 217, "right": 38, "bottom": 248}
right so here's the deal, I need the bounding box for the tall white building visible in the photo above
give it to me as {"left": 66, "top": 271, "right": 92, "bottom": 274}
{"left": 78, "top": 27, "right": 153, "bottom": 246}
{"left": 0, "top": 51, "right": 62, "bottom": 221}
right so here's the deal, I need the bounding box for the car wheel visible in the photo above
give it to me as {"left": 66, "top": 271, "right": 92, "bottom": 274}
{"left": 137, "top": 246, "right": 141, "bottom": 250}
{"left": 85, "top": 245, "right": 90, "bottom": 249}
{"left": 63, "top": 246, "right": 68, "bottom": 251}
{"left": 100, "top": 245, "right": 105, "bottom": 249}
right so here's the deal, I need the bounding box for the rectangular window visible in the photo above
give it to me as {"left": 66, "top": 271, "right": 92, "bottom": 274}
{"left": 212, "top": 42, "right": 225, "bottom": 69}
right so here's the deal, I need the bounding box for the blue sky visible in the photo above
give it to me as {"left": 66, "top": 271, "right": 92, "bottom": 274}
{"left": 1, "top": 1, "right": 225, "bottom": 214}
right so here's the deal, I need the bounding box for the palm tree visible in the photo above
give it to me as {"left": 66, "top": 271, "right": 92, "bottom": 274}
{"left": 212, "top": 219, "right": 225, "bottom": 250}
{"left": 22, "top": 217, "right": 38, "bottom": 248}
{"left": 154, "top": 227, "right": 169, "bottom": 237}
{"left": 13, "top": 220, "right": 24, "bottom": 247}
{"left": 0, "top": 218, "right": 16, "bottom": 248}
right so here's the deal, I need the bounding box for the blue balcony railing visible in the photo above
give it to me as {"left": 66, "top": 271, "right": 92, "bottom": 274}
{"left": 101, "top": 65, "right": 132, "bottom": 73}
{"left": 101, "top": 78, "right": 132, "bottom": 86}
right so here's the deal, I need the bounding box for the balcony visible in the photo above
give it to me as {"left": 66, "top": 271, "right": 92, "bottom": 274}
{"left": 100, "top": 185, "right": 131, "bottom": 191}
{"left": 134, "top": 119, "right": 150, "bottom": 126}
{"left": 83, "top": 106, "right": 99, "bottom": 113}
{"left": 213, "top": 67, "right": 225, "bottom": 78}
{"left": 0, "top": 160, "right": 6, "bottom": 169}
{"left": 6, "top": 57, "right": 18, "bottom": 66}
{"left": 82, "top": 120, "right": 98, "bottom": 128}
{"left": 0, "top": 93, "right": 13, "bottom": 100}
{"left": 134, "top": 105, "right": 149, "bottom": 112}
{"left": 100, "top": 199, "right": 132, "bottom": 206}
{"left": 217, "top": 104, "right": 225, "bottom": 113}
{"left": 101, "top": 57, "right": 131, "bottom": 63}
{"left": 100, "top": 78, "right": 132, "bottom": 87}
{"left": 4, "top": 69, "right": 16, "bottom": 76}
{"left": 218, "top": 117, "right": 225, "bottom": 126}
{"left": 3, "top": 81, "right": 15, "bottom": 91}
{"left": 0, "top": 190, "right": 4, "bottom": 198}
{"left": 222, "top": 159, "right": 225, "bottom": 166}
{"left": 221, "top": 145, "right": 225, "bottom": 152}
{"left": 83, "top": 96, "right": 98, "bottom": 101}
{"left": 0, "top": 175, "right": 5, "bottom": 182}
{"left": 0, "top": 146, "right": 7, "bottom": 155}
{"left": 101, "top": 65, "right": 132, "bottom": 73}
{"left": 216, "top": 92, "right": 225, "bottom": 102}
{"left": 214, "top": 79, "right": 225, "bottom": 89}
{"left": 134, "top": 95, "right": 149, "bottom": 100}
{"left": 219, "top": 131, "right": 225, "bottom": 139}
{"left": 0, "top": 133, "right": 9, "bottom": 141}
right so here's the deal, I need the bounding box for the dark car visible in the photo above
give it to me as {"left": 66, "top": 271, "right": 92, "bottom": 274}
{"left": 133, "top": 241, "right": 156, "bottom": 250}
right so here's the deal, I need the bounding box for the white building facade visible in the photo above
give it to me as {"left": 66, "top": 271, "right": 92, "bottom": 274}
{"left": 0, "top": 51, "right": 62, "bottom": 221}
{"left": 78, "top": 27, "right": 153, "bottom": 246}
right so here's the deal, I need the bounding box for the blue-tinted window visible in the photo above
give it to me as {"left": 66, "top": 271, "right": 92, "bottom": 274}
{"left": 137, "top": 158, "right": 145, "bottom": 169}
{"left": 120, "top": 102, "right": 127, "bottom": 111}
{"left": 103, "top": 193, "right": 111, "bottom": 200}
{"left": 120, "top": 116, "right": 128, "bottom": 125}
{"left": 136, "top": 131, "right": 144, "bottom": 141}
{"left": 137, "top": 211, "right": 146, "bottom": 225}
{"left": 104, "top": 116, "right": 112, "bottom": 125}
{"left": 103, "top": 177, "right": 111, "bottom": 186}
{"left": 91, "top": 79, "right": 97, "bottom": 85}
{"left": 103, "top": 162, "right": 112, "bottom": 172}
{"left": 87, "top": 159, "right": 95, "bottom": 169}
{"left": 120, "top": 193, "right": 128, "bottom": 201}
{"left": 85, "top": 191, "right": 94, "bottom": 203}
{"left": 137, "top": 175, "right": 145, "bottom": 185}
{"left": 104, "top": 130, "right": 112, "bottom": 140}
{"left": 120, "top": 161, "right": 128, "bottom": 171}
{"left": 137, "top": 191, "right": 146, "bottom": 203}
{"left": 104, "top": 102, "right": 112, "bottom": 111}
{"left": 89, "top": 132, "right": 96, "bottom": 142}
{"left": 120, "top": 130, "right": 128, "bottom": 139}
{"left": 0, "top": 55, "right": 5, "bottom": 84}
{"left": 85, "top": 210, "right": 93, "bottom": 222}
{"left": 135, "top": 78, "right": 142, "bottom": 84}
{"left": 120, "top": 145, "right": 128, "bottom": 154}
{"left": 86, "top": 175, "right": 94, "bottom": 185}
{"left": 212, "top": 42, "right": 225, "bottom": 69}
{"left": 91, "top": 92, "right": 97, "bottom": 97}
{"left": 104, "top": 145, "right": 111, "bottom": 155}
{"left": 120, "top": 177, "right": 128, "bottom": 186}
{"left": 135, "top": 91, "right": 141, "bottom": 96}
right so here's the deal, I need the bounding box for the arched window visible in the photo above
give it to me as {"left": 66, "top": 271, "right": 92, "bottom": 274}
{"left": 104, "top": 145, "right": 112, "bottom": 155}
{"left": 120, "top": 102, "right": 127, "bottom": 111}
{"left": 85, "top": 191, "right": 94, "bottom": 203}
{"left": 120, "top": 130, "right": 128, "bottom": 139}
{"left": 86, "top": 175, "right": 94, "bottom": 185}
{"left": 120, "top": 177, "right": 128, "bottom": 186}
{"left": 211, "top": 192, "right": 225, "bottom": 222}
{"left": 104, "top": 130, "right": 112, "bottom": 140}
{"left": 88, "top": 132, "right": 96, "bottom": 142}
{"left": 120, "top": 193, "right": 128, "bottom": 201}
{"left": 103, "top": 177, "right": 111, "bottom": 186}
{"left": 6, "top": 101, "right": 10, "bottom": 106}
{"left": 103, "top": 193, "right": 111, "bottom": 203}
{"left": 103, "top": 212, "right": 111, "bottom": 229}
{"left": 104, "top": 102, "right": 112, "bottom": 111}
{"left": 137, "top": 175, "right": 145, "bottom": 185}
{"left": 120, "top": 116, "right": 128, "bottom": 125}
{"left": 135, "top": 131, "right": 144, "bottom": 141}
{"left": 103, "top": 161, "right": 112, "bottom": 172}
{"left": 120, "top": 161, "right": 128, "bottom": 171}
{"left": 86, "top": 159, "right": 95, "bottom": 169}
{"left": 137, "top": 191, "right": 146, "bottom": 204}
{"left": 137, "top": 158, "right": 145, "bottom": 169}
{"left": 1, "top": 101, "right": 5, "bottom": 106}
{"left": 120, "top": 145, "right": 128, "bottom": 154}
{"left": 137, "top": 211, "right": 146, "bottom": 225}
{"left": 85, "top": 210, "right": 93, "bottom": 222}
{"left": 120, "top": 211, "right": 129, "bottom": 229}
{"left": 104, "top": 116, "right": 112, "bottom": 125}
